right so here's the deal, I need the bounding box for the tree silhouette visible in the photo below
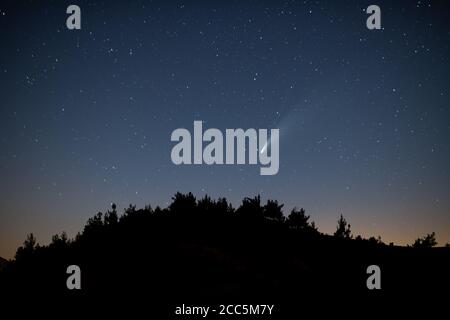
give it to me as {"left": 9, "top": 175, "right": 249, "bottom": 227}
{"left": 215, "top": 197, "right": 234, "bottom": 215}
{"left": 334, "top": 214, "right": 352, "bottom": 239}
{"left": 24, "top": 233, "right": 37, "bottom": 249}
{"left": 50, "top": 232, "right": 69, "bottom": 248}
{"left": 169, "top": 192, "right": 197, "bottom": 215}
{"left": 197, "top": 195, "right": 234, "bottom": 217}
{"left": 287, "top": 207, "right": 317, "bottom": 231}
{"left": 104, "top": 203, "right": 118, "bottom": 225}
{"left": 263, "top": 199, "right": 285, "bottom": 222}
{"left": 14, "top": 233, "right": 38, "bottom": 262}
{"left": 237, "top": 195, "right": 263, "bottom": 220}
{"left": 368, "top": 235, "right": 384, "bottom": 245}
{"left": 82, "top": 211, "right": 105, "bottom": 241}
{"left": 412, "top": 232, "right": 437, "bottom": 248}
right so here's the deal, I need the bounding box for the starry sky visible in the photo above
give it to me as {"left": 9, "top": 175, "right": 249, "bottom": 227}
{"left": 1, "top": 0, "right": 449, "bottom": 259}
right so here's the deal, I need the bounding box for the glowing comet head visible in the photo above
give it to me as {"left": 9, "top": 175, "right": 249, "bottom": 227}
{"left": 260, "top": 143, "right": 268, "bottom": 154}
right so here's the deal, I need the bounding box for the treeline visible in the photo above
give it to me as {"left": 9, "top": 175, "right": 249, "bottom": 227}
{"left": 12, "top": 192, "right": 443, "bottom": 262}
{"left": 1, "top": 192, "right": 448, "bottom": 304}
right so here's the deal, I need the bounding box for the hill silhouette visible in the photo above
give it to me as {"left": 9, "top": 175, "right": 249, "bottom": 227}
{"left": 0, "top": 256, "right": 7, "bottom": 271}
{"left": 0, "top": 192, "right": 449, "bottom": 314}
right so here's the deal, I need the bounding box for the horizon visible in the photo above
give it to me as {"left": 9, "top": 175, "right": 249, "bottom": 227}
{"left": 1, "top": 191, "right": 448, "bottom": 260}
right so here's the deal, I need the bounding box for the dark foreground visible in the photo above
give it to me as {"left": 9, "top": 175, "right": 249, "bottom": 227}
{"left": 1, "top": 193, "right": 449, "bottom": 316}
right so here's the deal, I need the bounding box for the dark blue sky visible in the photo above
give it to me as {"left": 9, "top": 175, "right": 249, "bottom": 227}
{"left": 1, "top": 0, "right": 449, "bottom": 258}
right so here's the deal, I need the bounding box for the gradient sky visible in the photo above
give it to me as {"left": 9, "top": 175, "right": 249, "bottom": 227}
{"left": 1, "top": 0, "right": 449, "bottom": 259}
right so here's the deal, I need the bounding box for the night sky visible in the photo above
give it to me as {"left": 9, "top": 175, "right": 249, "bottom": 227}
{"left": 1, "top": 0, "right": 449, "bottom": 259}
